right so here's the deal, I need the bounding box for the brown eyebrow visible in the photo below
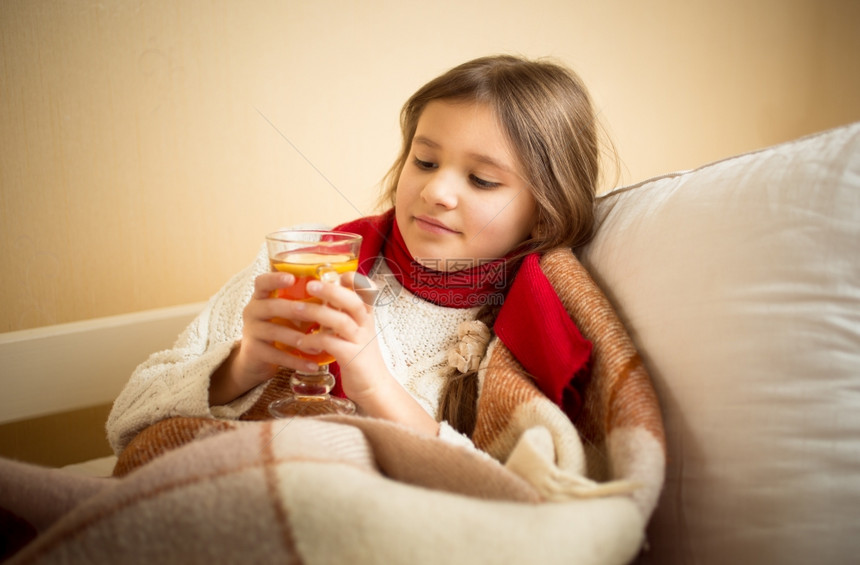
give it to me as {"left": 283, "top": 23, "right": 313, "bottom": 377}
{"left": 413, "top": 135, "right": 440, "bottom": 149}
{"left": 412, "top": 135, "right": 515, "bottom": 174}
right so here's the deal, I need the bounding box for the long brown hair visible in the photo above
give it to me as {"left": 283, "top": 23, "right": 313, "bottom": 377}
{"left": 382, "top": 55, "right": 605, "bottom": 435}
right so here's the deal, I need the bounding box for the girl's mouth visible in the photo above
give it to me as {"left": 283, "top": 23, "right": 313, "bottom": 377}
{"left": 415, "top": 215, "right": 459, "bottom": 235}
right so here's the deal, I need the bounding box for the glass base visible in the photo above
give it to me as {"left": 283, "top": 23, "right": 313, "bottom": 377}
{"left": 268, "top": 395, "right": 356, "bottom": 418}
{"left": 268, "top": 365, "right": 355, "bottom": 418}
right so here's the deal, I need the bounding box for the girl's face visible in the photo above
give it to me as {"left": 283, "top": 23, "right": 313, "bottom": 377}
{"left": 394, "top": 100, "right": 537, "bottom": 271}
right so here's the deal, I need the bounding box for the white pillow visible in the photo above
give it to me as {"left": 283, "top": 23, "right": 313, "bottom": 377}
{"left": 579, "top": 122, "right": 860, "bottom": 564}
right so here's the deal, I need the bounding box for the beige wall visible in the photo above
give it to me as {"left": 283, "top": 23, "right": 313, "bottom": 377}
{"left": 2, "top": 0, "right": 858, "bottom": 332}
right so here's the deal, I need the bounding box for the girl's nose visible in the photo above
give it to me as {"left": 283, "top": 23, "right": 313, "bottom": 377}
{"left": 421, "top": 172, "right": 458, "bottom": 209}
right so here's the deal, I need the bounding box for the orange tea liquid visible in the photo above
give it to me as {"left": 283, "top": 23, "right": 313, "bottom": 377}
{"left": 269, "top": 251, "right": 359, "bottom": 365}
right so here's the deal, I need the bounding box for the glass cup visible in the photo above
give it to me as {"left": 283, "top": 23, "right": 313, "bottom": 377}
{"left": 265, "top": 229, "right": 362, "bottom": 417}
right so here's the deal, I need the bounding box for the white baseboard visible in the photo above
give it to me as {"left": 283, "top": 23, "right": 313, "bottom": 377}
{"left": 0, "top": 303, "right": 206, "bottom": 424}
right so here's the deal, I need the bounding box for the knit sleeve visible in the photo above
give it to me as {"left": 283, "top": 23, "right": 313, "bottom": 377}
{"left": 106, "top": 245, "right": 270, "bottom": 454}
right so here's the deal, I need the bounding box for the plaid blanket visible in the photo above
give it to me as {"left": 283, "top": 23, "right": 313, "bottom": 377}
{"left": 2, "top": 249, "right": 664, "bottom": 565}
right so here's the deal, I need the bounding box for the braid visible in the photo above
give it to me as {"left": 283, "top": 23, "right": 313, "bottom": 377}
{"left": 438, "top": 303, "right": 501, "bottom": 436}
{"left": 439, "top": 257, "right": 524, "bottom": 436}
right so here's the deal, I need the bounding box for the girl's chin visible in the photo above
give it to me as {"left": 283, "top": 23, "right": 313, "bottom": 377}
{"left": 410, "top": 245, "right": 466, "bottom": 272}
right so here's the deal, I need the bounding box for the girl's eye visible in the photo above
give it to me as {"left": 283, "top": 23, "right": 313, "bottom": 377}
{"left": 470, "top": 174, "right": 500, "bottom": 189}
{"left": 414, "top": 157, "right": 436, "bottom": 170}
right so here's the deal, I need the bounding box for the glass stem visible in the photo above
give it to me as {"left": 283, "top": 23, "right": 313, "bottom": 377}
{"left": 291, "top": 365, "right": 335, "bottom": 400}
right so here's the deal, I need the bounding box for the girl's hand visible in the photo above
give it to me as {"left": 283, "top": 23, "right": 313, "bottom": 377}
{"left": 296, "top": 272, "right": 390, "bottom": 402}
{"left": 209, "top": 272, "right": 330, "bottom": 405}
{"left": 298, "top": 273, "right": 441, "bottom": 436}
{"left": 211, "top": 270, "right": 440, "bottom": 436}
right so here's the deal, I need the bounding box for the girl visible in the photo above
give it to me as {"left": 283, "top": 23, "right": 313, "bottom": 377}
{"left": 107, "top": 54, "right": 603, "bottom": 454}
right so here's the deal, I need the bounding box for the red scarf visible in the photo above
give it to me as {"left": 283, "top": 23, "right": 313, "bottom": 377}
{"left": 332, "top": 210, "right": 592, "bottom": 420}
{"left": 383, "top": 217, "right": 511, "bottom": 308}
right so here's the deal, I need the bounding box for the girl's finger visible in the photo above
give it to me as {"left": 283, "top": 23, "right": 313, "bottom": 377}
{"left": 306, "top": 279, "right": 370, "bottom": 320}
{"left": 246, "top": 322, "right": 325, "bottom": 373}
{"left": 252, "top": 272, "right": 295, "bottom": 299}
{"left": 257, "top": 343, "right": 320, "bottom": 374}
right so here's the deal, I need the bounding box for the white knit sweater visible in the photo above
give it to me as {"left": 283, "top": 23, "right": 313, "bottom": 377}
{"left": 106, "top": 245, "right": 480, "bottom": 454}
